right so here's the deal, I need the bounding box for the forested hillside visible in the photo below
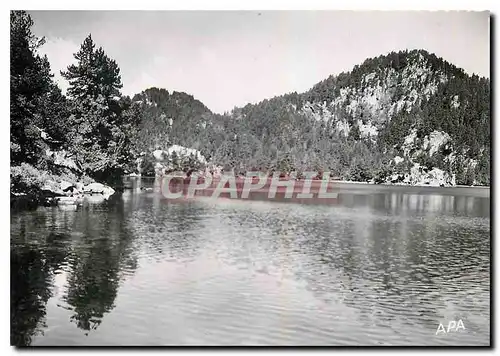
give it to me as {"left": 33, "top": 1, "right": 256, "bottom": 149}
{"left": 134, "top": 50, "right": 490, "bottom": 185}
{"left": 11, "top": 10, "right": 491, "bottom": 207}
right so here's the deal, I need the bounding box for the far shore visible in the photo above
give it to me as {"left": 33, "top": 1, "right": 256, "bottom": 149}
{"left": 124, "top": 175, "right": 490, "bottom": 199}
{"left": 125, "top": 174, "right": 490, "bottom": 189}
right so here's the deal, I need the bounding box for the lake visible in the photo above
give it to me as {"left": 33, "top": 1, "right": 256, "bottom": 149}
{"left": 10, "top": 178, "right": 491, "bottom": 346}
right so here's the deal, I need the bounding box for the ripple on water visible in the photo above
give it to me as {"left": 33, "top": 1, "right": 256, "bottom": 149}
{"left": 10, "top": 188, "right": 490, "bottom": 346}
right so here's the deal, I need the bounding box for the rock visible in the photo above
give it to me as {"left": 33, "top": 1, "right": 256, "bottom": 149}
{"left": 154, "top": 162, "right": 166, "bottom": 176}
{"left": 60, "top": 180, "right": 74, "bottom": 191}
{"left": 75, "top": 182, "right": 85, "bottom": 193}
{"left": 166, "top": 145, "right": 207, "bottom": 164}
{"left": 41, "top": 180, "right": 65, "bottom": 196}
{"left": 58, "top": 204, "right": 78, "bottom": 211}
{"left": 83, "top": 183, "right": 115, "bottom": 196}
{"left": 43, "top": 197, "right": 58, "bottom": 207}
{"left": 56, "top": 195, "right": 83, "bottom": 206}
{"left": 11, "top": 194, "right": 39, "bottom": 211}
{"left": 61, "top": 181, "right": 77, "bottom": 196}
{"left": 85, "top": 194, "right": 109, "bottom": 204}
{"left": 152, "top": 150, "right": 165, "bottom": 161}
{"left": 45, "top": 149, "right": 81, "bottom": 172}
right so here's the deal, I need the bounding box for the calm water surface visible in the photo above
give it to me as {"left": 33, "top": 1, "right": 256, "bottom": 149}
{"left": 11, "top": 179, "right": 491, "bottom": 346}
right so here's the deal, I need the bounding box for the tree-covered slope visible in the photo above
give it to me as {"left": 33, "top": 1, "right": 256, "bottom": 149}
{"left": 149, "top": 49, "right": 489, "bottom": 185}
{"left": 11, "top": 10, "right": 489, "bottom": 189}
{"left": 132, "top": 88, "right": 226, "bottom": 159}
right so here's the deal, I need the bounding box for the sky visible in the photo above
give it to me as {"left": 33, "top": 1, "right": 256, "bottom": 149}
{"left": 29, "top": 11, "right": 490, "bottom": 114}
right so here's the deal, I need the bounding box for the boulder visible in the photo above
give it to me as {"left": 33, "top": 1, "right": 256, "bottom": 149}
{"left": 56, "top": 195, "right": 83, "bottom": 206}
{"left": 60, "top": 180, "right": 74, "bottom": 191}
{"left": 75, "top": 182, "right": 85, "bottom": 193}
{"left": 41, "top": 180, "right": 65, "bottom": 196}
{"left": 83, "top": 182, "right": 115, "bottom": 196}
{"left": 61, "top": 180, "right": 77, "bottom": 195}
{"left": 152, "top": 150, "right": 166, "bottom": 161}
{"left": 85, "top": 194, "right": 109, "bottom": 204}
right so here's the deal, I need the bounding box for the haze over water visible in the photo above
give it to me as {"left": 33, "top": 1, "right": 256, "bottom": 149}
{"left": 11, "top": 179, "right": 490, "bottom": 346}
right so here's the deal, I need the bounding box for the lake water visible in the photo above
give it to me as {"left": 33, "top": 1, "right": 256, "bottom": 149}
{"left": 10, "top": 178, "right": 491, "bottom": 346}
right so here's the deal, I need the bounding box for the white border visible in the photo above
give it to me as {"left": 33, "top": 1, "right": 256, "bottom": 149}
{"left": 4, "top": 0, "right": 499, "bottom": 11}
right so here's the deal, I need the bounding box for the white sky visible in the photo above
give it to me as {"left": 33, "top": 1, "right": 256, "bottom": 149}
{"left": 30, "top": 11, "right": 490, "bottom": 114}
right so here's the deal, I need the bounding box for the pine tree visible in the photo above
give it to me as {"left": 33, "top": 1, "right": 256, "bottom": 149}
{"left": 10, "top": 11, "right": 53, "bottom": 164}
{"left": 61, "top": 34, "right": 135, "bottom": 182}
{"left": 62, "top": 35, "right": 122, "bottom": 101}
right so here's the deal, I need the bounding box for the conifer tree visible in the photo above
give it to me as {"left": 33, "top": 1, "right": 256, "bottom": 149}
{"left": 61, "top": 34, "right": 138, "bottom": 181}
{"left": 11, "top": 11, "right": 53, "bottom": 164}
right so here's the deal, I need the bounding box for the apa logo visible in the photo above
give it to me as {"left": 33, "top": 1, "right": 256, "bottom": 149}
{"left": 436, "top": 319, "right": 466, "bottom": 335}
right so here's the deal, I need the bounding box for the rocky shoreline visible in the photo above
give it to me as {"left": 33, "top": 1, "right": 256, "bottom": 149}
{"left": 11, "top": 181, "right": 116, "bottom": 211}
{"left": 10, "top": 163, "right": 117, "bottom": 212}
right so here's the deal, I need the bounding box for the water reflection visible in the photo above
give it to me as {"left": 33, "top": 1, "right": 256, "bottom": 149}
{"left": 11, "top": 243, "right": 63, "bottom": 346}
{"left": 11, "top": 197, "right": 139, "bottom": 346}
{"left": 11, "top": 181, "right": 490, "bottom": 346}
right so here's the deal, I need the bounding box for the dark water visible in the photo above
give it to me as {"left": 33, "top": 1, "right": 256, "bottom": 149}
{"left": 10, "top": 178, "right": 491, "bottom": 346}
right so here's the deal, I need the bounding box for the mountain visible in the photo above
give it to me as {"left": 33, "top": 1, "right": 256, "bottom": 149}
{"left": 133, "top": 49, "right": 490, "bottom": 186}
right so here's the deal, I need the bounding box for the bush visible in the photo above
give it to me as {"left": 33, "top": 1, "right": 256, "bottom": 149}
{"left": 141, "top": 154, "right": 156, "bottom": 176}
{"left": 11, "top": 163, "right": 51, "bottom": 192}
